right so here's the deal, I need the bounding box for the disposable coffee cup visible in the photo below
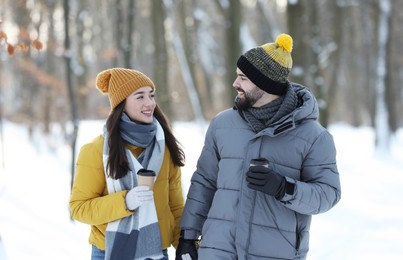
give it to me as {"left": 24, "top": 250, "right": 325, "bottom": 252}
{"left": 137, "top": 169, "right": 156, "bottom": 189}
{"left": 250, "top": 158, "right": 269, "bottom": 168}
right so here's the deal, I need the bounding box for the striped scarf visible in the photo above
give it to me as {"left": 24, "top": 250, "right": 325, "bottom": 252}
{"left": 102, "top": 117, "right": 165, "bottom": 260}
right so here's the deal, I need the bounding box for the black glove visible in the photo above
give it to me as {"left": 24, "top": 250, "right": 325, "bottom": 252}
{"left": 175, "top": 232, "right": 198, "bottom": 260}
{"left": 246, "top": 158, "right": 286, "bottom": 200}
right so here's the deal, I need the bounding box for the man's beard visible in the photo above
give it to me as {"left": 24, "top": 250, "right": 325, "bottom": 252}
{"left": 235, "top": 87, "right": 265, "bottom": 110}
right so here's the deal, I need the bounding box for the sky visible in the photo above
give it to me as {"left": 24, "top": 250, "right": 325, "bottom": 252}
{"left": 0, "top": 120, "right": 403, "bottom": 260}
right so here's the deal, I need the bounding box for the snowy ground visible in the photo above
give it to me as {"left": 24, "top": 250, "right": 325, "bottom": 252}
{"left": 0, "top": 120, "right": 402, "bottom": 260}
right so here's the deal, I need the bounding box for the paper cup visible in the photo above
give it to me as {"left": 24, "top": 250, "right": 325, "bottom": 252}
{"left": 137, "top": 169, "right": 156, "bottom": 189}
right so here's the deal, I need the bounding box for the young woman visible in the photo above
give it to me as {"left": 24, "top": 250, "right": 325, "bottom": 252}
{"left": 70, "top": 68, "right": 185, "bottom": 260}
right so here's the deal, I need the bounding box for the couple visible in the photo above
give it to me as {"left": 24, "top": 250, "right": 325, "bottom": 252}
{"left": 69, "top": 33, "right": 341, "bottom": 260}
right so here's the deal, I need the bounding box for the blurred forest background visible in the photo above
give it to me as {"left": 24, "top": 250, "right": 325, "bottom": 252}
{"left": 0, "top": 0, "right": 402, "bottom": 151}
{"left": 1, "top": 1, "right": 403, "bottom": 257}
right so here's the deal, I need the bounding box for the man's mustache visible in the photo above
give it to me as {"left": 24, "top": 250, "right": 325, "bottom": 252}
{"left": 235, "top": 87, "right": 245, "bottom": 93}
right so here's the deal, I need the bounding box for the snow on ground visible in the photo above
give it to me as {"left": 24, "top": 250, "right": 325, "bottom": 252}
{"left": 0, "top": 120, "right": 402, "bottom": 259}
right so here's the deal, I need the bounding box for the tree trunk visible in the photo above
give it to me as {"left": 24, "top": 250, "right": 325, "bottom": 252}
{"left": 225, "top": 0, "right": 241, "bottom": 106}
{"left": 287, "top": 0, "right": 308, "bottom": 86}
{"left": 113, "top": 0, "right": 123, "bottom": 67}
{"left": 152, "top": 0, "right": 170, "bottom": 117}
{"left": 385, "top": 0, "right": 397, "bottom": 133}
{"left": 213, "top": 0, "right": 241, "bottom": 106}
{"left": 320, "top": 0, "right": 345, "bottom": 128}
{"left": 162, "top": 0, "right": 205, "bottom": 123}
{"left": 124, "top": 0, "right": 135, "bottom": 68}
{"left": 75, "top": 1, "right": 89, "bottom": 119}
{"left": 64, "top": 0, "right": 79, "bottom": 191}
{"left": 374, "top": 0, "right": 391, "bottom": 153}
{"left": 288, "top": 1, "right": 327, "bottom": 124}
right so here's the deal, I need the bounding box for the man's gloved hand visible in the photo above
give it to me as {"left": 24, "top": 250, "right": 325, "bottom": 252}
{"left": 175, "top": 232, "right": 198, "bottom": 260}
{"left": 125, "top": 186, "right": 154, "bottom": 211}
{"left": 246, "top": 159, "right": 286, "bottom": 200}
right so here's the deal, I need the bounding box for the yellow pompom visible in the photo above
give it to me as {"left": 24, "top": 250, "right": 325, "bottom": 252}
{"left": 275, "top": 33, "right": 293, "bottom": 53}
{"left": 96, "top": 69, "right": 112, "bottom": 94}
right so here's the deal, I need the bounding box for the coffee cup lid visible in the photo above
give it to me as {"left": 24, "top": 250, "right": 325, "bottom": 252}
{"left": 137, "top": 169, "right": 156, "bottom": 177}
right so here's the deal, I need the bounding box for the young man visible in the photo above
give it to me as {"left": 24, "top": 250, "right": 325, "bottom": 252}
{"left": 176, "top": 34, "right": 341, "bottom": 260}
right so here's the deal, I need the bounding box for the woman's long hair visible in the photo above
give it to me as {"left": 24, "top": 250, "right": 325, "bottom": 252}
{"left": 106, "top": 101, "right": 185, "bottom": 179}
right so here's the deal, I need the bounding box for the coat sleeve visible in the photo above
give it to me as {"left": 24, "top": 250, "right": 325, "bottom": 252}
{"left": 168, "top": 157, "right": 185, "bottom": 248}
{"left": 69, "top": 138, "right": 132, "bottom": 225}
{"left": 281, "top": 130, "right": 341, "bottom": 215}
{"left": 180, "top": 120, "right": 219, "bottom": 239}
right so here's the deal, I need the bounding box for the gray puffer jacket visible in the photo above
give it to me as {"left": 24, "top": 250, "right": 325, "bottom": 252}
{"left": 180, "top": 83, "right": 341, "bottom": 260}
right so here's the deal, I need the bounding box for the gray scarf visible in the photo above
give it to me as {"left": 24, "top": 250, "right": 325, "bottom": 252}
{"left": 242, "top": 85, "right": 297, "bottom": 133}
{"left": 120, "top": 112, "right": 157, "bottom": 167}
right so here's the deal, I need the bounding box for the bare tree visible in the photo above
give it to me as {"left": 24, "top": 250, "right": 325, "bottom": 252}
{"left": 374, "top": 0, "right": 392, "bottom": 152}
{"left": 214, "top": 0, "right": 241, "bottom": 106}
{"left": 73, "top": 1, "right": 91, "bottom": 119}
{"left": 385, "top": 0, "right": 400, "bottom": 133}
{"left": 152, "top": 0, "right": 170, "bottom": 117}
{"left": 162, "top": 0, "right": 204, "bottom": 123}
{"left": 113, "top": 0, "right": 123, "bottom": 67}
{"left": 288, "top": 0, "right": 328, "bottom": 124}
{"left": 64, "top": 0, "right": 79, "bottom": 190}
{"left": 318, "top": 0, "right": 345, "bottom": 128}
{"left": 124, "top": 0, "right": 135, "bottom": 68}
{"left": 287, "top": 0, "right": 309, "bottom": 86}
{"left": 112, "top": 0, "right": 135, "bottom": 68}
{"left": 42, "top": 0, "right": 57, "bottom": 133}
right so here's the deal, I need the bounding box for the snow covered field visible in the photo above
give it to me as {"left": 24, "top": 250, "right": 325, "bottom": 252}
{"left": 0, "top": 120, "right": 402, "bottom": 259}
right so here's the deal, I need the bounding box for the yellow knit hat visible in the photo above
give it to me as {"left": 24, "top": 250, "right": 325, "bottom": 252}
{"left": 237, "top": 33, "right": 293, "bottom": 95}
{"left": 96, "top": 68, "right": 156, "bottom": 110}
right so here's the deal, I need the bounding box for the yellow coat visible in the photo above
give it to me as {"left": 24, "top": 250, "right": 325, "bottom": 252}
{"left": 69, "top": 135, "right": 184, "bottom": 250}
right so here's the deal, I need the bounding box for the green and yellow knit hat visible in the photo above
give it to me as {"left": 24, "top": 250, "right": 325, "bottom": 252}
{"left": 95, "top": 68, "right": 156, "bottom": 110}
{"left": 236, "top": 33, "right": 293, "bottom": 95}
